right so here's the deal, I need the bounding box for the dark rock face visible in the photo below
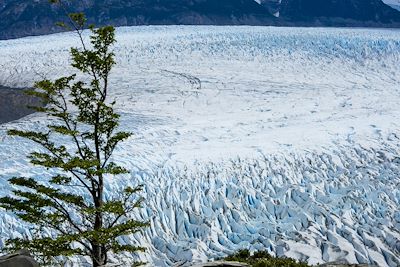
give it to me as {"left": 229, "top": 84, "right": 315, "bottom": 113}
{"left": 0, "top": 249, "right": 39, "bottom": 267}
{"left": 0, "top": 0, "right": 66, "bottom": 39}
{"left": 258, "top": 0, "right": 282, "bottom": 16}
{"left": 0, "top": 86, "right": 43, "bottom": 124}
{"left": 0, "top": 0, "right": 400, "bottom": 40}
{"left": 278, "top": 0, "right": 400, "bottom": 26}
{"left": 0, "top": 0, "right": 274, "bottom": 39}
{"left": 391, "top": 4, "right": 400, "bottom": 11}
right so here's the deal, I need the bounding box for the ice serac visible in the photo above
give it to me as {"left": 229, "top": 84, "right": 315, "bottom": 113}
{"left": 0, "top": 26, "right": 400, "bottom": 266}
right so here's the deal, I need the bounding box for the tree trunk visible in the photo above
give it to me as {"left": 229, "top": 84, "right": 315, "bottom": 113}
{"left": 92, "top": 244, "right": 106, "bottom": 267}
{"left": 92, "top": 172, "right": 105, "bottom": 267}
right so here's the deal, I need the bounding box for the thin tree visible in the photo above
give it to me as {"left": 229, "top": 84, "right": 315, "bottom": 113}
{"left": 0, "top": 7, "right": 148, "bottom": 267}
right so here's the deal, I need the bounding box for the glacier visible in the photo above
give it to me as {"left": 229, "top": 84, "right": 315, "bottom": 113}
{"left": 0, "top": 26, "right": 400, "bottom": 266}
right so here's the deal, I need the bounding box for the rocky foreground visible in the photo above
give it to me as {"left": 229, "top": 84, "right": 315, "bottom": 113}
{"left": 0, "top": 86, "right": 41, "bottom": 124}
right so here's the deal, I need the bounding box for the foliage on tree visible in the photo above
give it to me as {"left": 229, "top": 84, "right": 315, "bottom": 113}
{"left": 224, "top": 249, "right": 311, "bottom": 267}
{"left": 0, "top": 4, "right": 148, "bottom": 267}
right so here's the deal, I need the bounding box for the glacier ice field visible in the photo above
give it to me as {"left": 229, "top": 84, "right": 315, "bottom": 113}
{"left": 0, "top": 26, "right": 400, "bottom": 266}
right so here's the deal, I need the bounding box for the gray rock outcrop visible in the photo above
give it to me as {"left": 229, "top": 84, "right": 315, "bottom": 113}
{"left": 0, "top": 249, "right": 39, "bottom": 267}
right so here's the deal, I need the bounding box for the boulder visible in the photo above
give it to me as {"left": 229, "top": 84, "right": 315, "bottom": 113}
{"left": 0, "top": 249, "right": 39, "bottom": 267}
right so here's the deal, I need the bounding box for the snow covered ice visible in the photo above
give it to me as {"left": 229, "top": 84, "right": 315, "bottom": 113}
{"left": 0, "top": 26, "right": 400, "bottom": 266}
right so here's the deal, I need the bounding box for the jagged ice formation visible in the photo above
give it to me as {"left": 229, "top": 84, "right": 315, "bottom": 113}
{"left": 0, "top": 26, "right": 400, "bottom": 266}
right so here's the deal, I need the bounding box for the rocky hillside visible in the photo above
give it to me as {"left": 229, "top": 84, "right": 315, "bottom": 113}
{"left": 0, "top": 0, "right": 274, "bottom": 39}
{"left": 0, "top": 0, "right": 400, "bottom": 40}
{"left": 0, "top": 86, "right": 42, "bottom": 124}
{"left": 384, "top": 0, "right": 400, "bottom": 10}
{"left": 277, "top": 0, "right": 400, "bottom": 26}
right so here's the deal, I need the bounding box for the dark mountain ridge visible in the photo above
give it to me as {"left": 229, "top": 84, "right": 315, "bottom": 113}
{"left": 0, "top": 0, "right": 275, "bottom": 39}
{"left": 0, "top": 0, "right": 400, "bottom": 40}
{"left": 278, "top": 0, "right": 400, "bottom": 26}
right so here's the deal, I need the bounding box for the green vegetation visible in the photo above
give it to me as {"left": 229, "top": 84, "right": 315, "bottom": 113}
{"left": 0, "top": 5, "right": 147, "bottom": 267}
{"left": 225, "top": 249, "right": 311, "bottom": 267}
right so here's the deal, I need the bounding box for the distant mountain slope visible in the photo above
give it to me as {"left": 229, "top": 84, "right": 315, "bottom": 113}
{"left": 384, "top": 0, "right": 400, "bottom": 11}
{"left": 277, "top": 0, "right": 400, "bottom": 26}
{"left": 0, "top": 0, "right": 400, "bottom": 40}
{"left": 0, "top": 0, "right": 274, "bottom": 40}
{"left": 384, "top": 0, "right": 400, "bottom": 9}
